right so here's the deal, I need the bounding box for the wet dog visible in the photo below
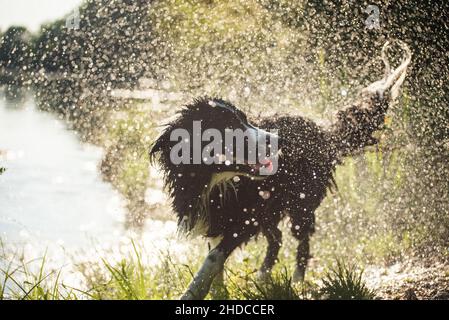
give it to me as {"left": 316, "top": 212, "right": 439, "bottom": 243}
{"left": 149, "top": 41, "right": 411, "bottom": 300}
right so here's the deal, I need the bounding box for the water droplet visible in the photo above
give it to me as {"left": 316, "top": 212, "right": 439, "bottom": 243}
{"left": 259, "top": 190, "right": 271, "bottom": 200}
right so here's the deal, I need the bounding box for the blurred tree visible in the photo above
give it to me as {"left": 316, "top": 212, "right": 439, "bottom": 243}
{"left": 0, "top": 26, "right": 33, "bottom": 70}
{"left": 33, "top": 19, "right": 77, "bottom": 73}
{"left": 32, "top": 0, "right": 157, "bottom": 89}
{"left": 296, "top": 0, "right": 449, "bottom": 253}
{"left": 260, "top": 0, "right": 448, "bottom": 145}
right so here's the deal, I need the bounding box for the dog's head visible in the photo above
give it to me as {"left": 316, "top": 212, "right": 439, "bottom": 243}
{"left": 150, "top": 97, "right": 280, "bottom": 185}
{"left": 149, "top": 97, "right": 281, "bottom": 233}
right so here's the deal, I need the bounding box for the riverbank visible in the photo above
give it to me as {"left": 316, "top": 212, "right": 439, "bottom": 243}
{"left": 0, "top": 85, "right": 195, "bottom": 298}
{"left": 0, "top": 87, "right": 124, "bottom": 246}
{"left": 2, "top": 230, "right": 447, "bottom": 300}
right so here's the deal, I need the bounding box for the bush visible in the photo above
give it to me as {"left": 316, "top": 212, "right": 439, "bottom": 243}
{"left": 319, "top": 260, "right": 375, "bottom": 300}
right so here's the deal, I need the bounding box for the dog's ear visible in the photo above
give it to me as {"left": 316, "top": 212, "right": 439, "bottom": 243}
{"left": 149, "top": 129, "right": 170, "bottom": 165}
{"left": 148, "top": 142, "right": 160, "bottom": 165}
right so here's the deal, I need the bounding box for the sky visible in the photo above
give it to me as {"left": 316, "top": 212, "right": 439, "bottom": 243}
{"left": 0, "top": 0, "right": 82, "bottom": 32}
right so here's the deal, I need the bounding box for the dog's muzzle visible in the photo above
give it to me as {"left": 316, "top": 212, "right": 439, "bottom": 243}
{"left": 244, "top": 124, "right": 281, "bottom": 175}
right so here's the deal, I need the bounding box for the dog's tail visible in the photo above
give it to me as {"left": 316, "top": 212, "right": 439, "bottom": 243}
{"left": 330, "top": 41, "right": 412, "bottom": 158}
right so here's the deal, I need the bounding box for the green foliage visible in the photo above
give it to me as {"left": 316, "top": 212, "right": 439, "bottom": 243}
{"left": 32, "top": 19, "right": 72, "bottom": 73}
{"left": 98, "top": 104, "right": 160, "bottom": 226}
{"left": 30, "top": 0, "right": 156, "bottom": 88}
{"left": 0, "top": 26, "right": 33, "bottom": 70}
{"left": 1, "top": 237, "right": 376, "bottom": 300}
{"left": 0, "top": 246, "right": 78, "bottom": 300}
{"left": 0, "top": 167, "right": 5, "bottom": 175}
{"left": 149, "top": 0, "right": 313, "bottom": 116}
{"left": 319, "top": 260, "right": 375, "bottom": 300}
{"left": 90, "top": 241, "right": 191, "bottom": 300}
{"left": 228, "top": 268, "right": 304, "bottom": 300}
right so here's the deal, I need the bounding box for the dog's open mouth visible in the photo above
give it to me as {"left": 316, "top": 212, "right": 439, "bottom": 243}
{"left": 217, "top": 149, "right": 281, "bottom": 176}
{"left": 249, "top": 158, "right": 274, "bottom": 174}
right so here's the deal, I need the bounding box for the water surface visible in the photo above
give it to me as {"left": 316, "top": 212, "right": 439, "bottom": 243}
{"left": 0, "top": 87, "right": 125, "bottom": 249}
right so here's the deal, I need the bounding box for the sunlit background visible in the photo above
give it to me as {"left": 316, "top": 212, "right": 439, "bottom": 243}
{"left": 0, "top": 0, "right": 447, "bottom": 300}
{"left": 0, "top": 0, "right": 82, "bottom": 32}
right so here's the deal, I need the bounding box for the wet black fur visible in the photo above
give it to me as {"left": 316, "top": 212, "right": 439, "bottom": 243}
{"left": 149, "top": 95, "right": 389, "bottom": 286}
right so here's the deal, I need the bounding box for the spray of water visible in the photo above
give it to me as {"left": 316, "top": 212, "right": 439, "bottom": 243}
{"left": 0, "top": 0, "right": 447, "bottom": 299}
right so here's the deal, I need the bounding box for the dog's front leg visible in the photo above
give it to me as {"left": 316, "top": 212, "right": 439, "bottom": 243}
{"left": 210, "top": 266, "right": 228, "bottom": 299}
{"left": 181, "top": 232, "right": 253, "bottom": 300}
{"left": 181, "top": 247, "right": 226, "bottom": 300}
{"left": 208, "top": 238, "right": 225, "bottom": 290}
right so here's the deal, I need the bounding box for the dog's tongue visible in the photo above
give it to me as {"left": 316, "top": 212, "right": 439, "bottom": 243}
{"left": 260, "top": 158, "right": 274, "bottom": 174}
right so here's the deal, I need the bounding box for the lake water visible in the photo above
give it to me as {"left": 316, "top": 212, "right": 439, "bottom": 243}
{"left": 0, "top": 86, "right": 194, "bottom": 292}
{"left": 0, "top": 87, "right": 126, "bottom": 249}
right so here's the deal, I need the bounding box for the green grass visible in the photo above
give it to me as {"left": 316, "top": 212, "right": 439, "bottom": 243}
{"left": 0, "top": 245, "right": 78, "bottom": 300}
{"left": 0, "top": 239, "right": 376, "bottom": 300}
{"left": 1, "top": 141, "right": 439, "bottom": 301}
{"left": 319, "top": 260, "right": 375, "bottom": 300}
{"left": 227, "top": 267, "right": 307, "bottom": 300}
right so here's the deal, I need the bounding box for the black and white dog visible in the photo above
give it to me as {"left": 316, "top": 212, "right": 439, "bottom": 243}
{"left": 149, "top": 42, "right": 411, "bottom": 300}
